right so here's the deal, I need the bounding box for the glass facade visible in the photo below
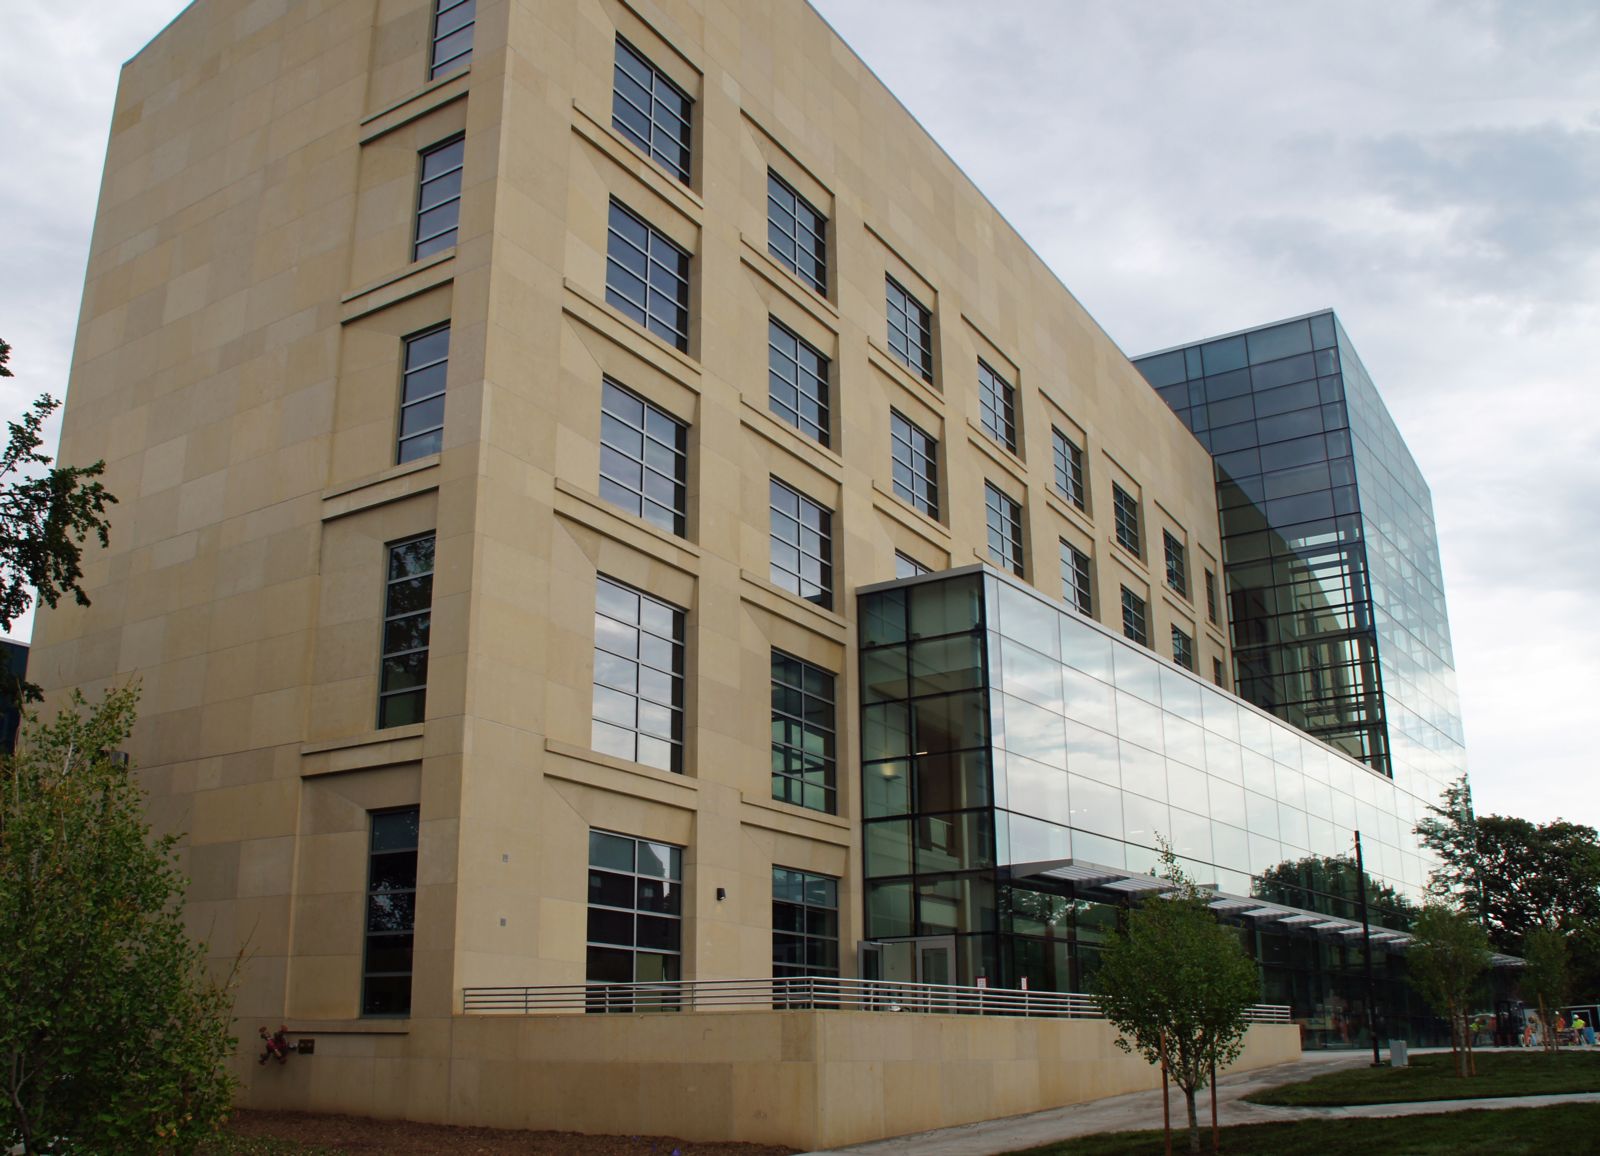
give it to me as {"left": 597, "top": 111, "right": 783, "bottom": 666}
{"left": 1132, "top": 310, "right": 1466, "bottom": 805}
{"left": 858, "top": 566, "right": 1446, "bottom": 1047}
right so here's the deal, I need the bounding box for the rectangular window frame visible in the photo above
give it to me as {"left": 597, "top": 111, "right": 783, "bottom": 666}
{"left": 769, "top": 478, "right": 834, "bottom": 608}
{"left": 379, "top": 534, "right": 435, "bottom": 729}
{"left": 895, "top": 552, "right": 930, "bottom": 579}
{"left": 771, "top": 652, "right": 837, "bottom": 815}
{"left": 978, "top": 360, "right": 1017, "bottom": 452}
{"left": 1052, "top": 428, "right": 1086, "bottom": 509}
{"left": 985, "top": 481, "right": 1024, "bottom": 577}
{"left": 1112, "top": 483, "right": 1141, "bottom": 558}
{"left": 1163, "top": 530, "right": 1188, "bottom": 598}
{"left": 1205, "top": 569, "right": 1219, "bottom": 625}
{"left": 1172, "top": 624, "right": 1194, "bottom": 671}
{"left": 586, "top": 829, "right": 684, "bottom": 999}
{"left": 362, "top": 806, "right": 419, "bottom": 1017}
{"left": 605, "top": 199, "right": 691, "bottom": 352}
{"left": 611, "top": 37, "right": 693, "bottom": 184}
{"left": 591, "top": 576, "right": 685, "bottom": 774}
{"left": 429, "top": 0, "right": 475, "bottom": 79}
{"left": 767, "top": 171, "right": 827, "bottom": 295}
{"left": 413, "top": 135, "right": 465, "bottom": 261}
{"left": 772, "top": 866, "right": 840, "bottom": 982}
{"left": 1060, "top": 540, "right": 1092, "bottom": 616}
{"left": 599, "top": 379, "right": 688, "bottom": 537}
{"left": 768, "top": 318, "right": 830, "bottom": 447}
{"left": 889, "top": 410, "right": 939, "bottom": 519}
{"left": 1121, "top": 585, "right": 1148, "bottom": 648}
{"left": 398, "top": 324, "right": 449, "bottom": 464}
{"left": 885, "top": 276, "right": 934, "bottom": 382}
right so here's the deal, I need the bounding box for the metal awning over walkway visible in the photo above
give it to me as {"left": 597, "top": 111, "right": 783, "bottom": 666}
{"left": 1003, "top": 857, "right": 1443, "bottom": 952}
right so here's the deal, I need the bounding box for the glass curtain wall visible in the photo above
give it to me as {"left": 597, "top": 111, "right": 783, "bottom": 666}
{"left": 858, "top": 566, "right": 1448, "bottom": 1046}
{"left": 1134, "top": 311, "right": 1467, "bottom": 800}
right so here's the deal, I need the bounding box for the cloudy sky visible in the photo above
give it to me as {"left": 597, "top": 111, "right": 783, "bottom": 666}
{"left": 2, "top": 2, "right": 1596, "bottom": 825}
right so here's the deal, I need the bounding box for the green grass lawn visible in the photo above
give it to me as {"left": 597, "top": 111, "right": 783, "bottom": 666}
{"left": 1247, "top": 1048, "right": 1600, "bottom": 1106}
{"left": 1013, "top": 1102, "right": 1600, "bottom": 1155}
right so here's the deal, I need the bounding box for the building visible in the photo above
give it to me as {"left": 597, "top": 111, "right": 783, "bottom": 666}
{"left": 1132, "top": 313, "right": 1467, "bottom": 809}
{"left": 33, "top": 0, "right": 1462, "bottom": 1145}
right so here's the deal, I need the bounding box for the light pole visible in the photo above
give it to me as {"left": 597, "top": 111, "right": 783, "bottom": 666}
{"left": 1354, "top": 829, "right": 1382, "bottom": 1066}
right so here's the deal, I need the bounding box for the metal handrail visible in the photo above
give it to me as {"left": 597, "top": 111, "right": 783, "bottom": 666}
{"left": 460, "top": 976, "right": 1292, "bottom": 1023}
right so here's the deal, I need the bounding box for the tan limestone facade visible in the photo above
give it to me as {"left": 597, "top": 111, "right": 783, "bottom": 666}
{"left": 35, "top": 0, "right": 1256, "bottom": 1145}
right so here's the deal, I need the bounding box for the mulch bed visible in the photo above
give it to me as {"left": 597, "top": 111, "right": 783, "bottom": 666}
{"left": 225, "top": 1110, "right": 801, "bottom": 1155}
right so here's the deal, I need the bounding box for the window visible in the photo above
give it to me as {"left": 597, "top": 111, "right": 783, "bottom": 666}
{"left": 605, "top": 199, "right": 690, "bottom": 351}
{"left": 379, "top": 535, "right": 435, "bottom": 728}
{"left": 768, "top": 319, "right": 829, "bottom": 446}
{"left": 769, "top": 479, "right": 833, "bottom": 607}
{"left": 773, "top": 867, "right": 839, "bottom": 980}
{"left": 1061, "top": 541, "right": 1092, "bottom": 616}
{"left": 1205, "top": 569, "right": 1219, "bottom": 625}
{"left": 1164, "top": 531, "right": 1187, "bottom": 597}
{"left": 886, "top": 277, "right": 933, "bottom": 382}
{"left": 413, "top": 136, "right": 464, "bottom": 261}
{"left": 429, "top": 0, "right": 474, "bottom": 79}
{"left": 363, "top": 807, "right": 419, "bottom": 1016}
{"left": 592, "top": 577, "right": 684, "bottom": 773}
{"left": 1213, "top": 657, "right": 1226, "bottom": 687}
{"left": 985, "top": 482, "right": 1023, "bottom": 576}
{"left": 398, "top": 325, "right": 449, "bottom": 463}
{"left": 1121, "top": 586, "right": 1148, "bottom": 647}
{"left": 1172, "top": 625, "right": 1194, "bottom": 671}
{"left": 1052, "top": 428, "right": 1086, "bottom": 509}
{"left": 587, "top": 830, "right": 683, "bottom": 992}
{"left": 895, "top": 552, "right": 930, "bottom": 579}
{"left": 771, "top": 652, "right": 836, "bottom": 813}
{"left": 612, "top": 38, "right": 692, "bottom": 183}
{"left": 890, "top": 411, "right": 938, "bottom": 518}
{"left": 1112, "top": 483, "right": 1140, "bottom": 557}
{"left": 978, "top": 360, "right": 1016, "bottom": 452}
{"left": 767, "top": 172, "right": 826, "bottom": 294}
{"left": 600, "top": 379, "right": 686, "bottom": 536}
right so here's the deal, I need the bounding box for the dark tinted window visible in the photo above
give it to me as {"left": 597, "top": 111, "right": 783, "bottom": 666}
{"left": 612, "top": 38, "right": 692, "bottom": 183}
{"left": 605, "top": 200, "right": 690, "bottom": 351}
{"left": 767, "top": 172, "right": 826, "bottom": 294}
{"left": 886, "top": 277, "right": 933, "bottom": 382}
{"left": 599, "top": 379, "right": 687, "bottom": 536}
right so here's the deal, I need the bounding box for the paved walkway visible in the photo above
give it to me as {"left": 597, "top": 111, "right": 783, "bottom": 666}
{"left": 799, "top": 1049, "right": 1600, "bottom": 1155}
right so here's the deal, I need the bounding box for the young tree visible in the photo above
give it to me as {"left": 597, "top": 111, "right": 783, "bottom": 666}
{"left": 1521, "top": 927, "right": 1571, "bottom": 1054}
{"left": 1094, "top": 850, "right": 1261, "bottom": 1155}
{"left": 1407, "top": 904, "right": 1492, "bottom": 1077}
{"left": 0, "top": 337, "right": 118, "bottom": 703}
{"left": 0, "top": 687, "right": 237, "bottom": 1154}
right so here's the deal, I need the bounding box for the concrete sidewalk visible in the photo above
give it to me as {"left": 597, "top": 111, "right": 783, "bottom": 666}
{"left": 800, "top": 1048, "right": 1600, "bottom": 1155}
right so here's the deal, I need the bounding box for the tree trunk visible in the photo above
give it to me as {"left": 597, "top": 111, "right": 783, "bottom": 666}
{"left": 1185, "top": 1086, "right": 1201, "bottom": 1155}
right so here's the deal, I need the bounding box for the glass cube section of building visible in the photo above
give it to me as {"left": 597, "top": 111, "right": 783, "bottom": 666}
{"left": 859, "top": 566, "right": 1440, "bottom": 1044}
{"left": 1132, "top": 311, "right": 1465, "bottom": 808}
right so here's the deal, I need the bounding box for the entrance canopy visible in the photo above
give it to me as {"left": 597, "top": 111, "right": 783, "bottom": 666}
{"left": 1003, "top": 857, "right": 1438, "bottom": 951}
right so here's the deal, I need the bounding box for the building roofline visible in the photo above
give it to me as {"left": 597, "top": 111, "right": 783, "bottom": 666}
{"left": 125, "top": 0, "right": 201, "bottom": 67}
{"left": 803, "top": 3, "right": 1148, "bottom": 372}
{"left": 1130, "top": 307, "right": 1340, "bottom": 361}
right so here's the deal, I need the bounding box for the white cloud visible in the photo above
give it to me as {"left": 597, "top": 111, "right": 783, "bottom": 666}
{"left": 813, "top": 0, "right": 1600, "bottom": 826}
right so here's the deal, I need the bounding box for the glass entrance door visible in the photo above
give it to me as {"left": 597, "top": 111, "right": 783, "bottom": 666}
{"left": 858, "top": 936, "right": 958, "bottom": 1009}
